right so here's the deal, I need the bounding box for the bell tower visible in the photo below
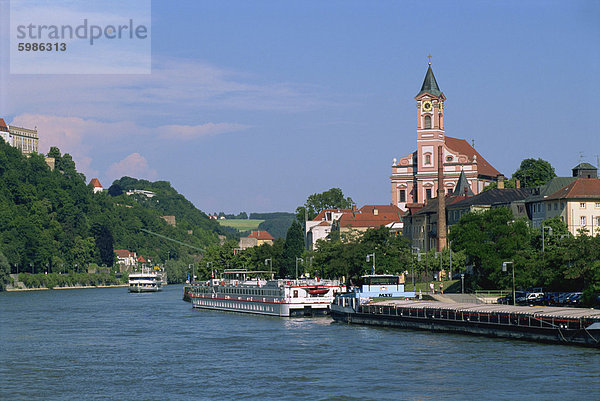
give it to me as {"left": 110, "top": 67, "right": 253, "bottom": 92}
{"left": 414, "top": 57, "right": 446, "bottom": 202}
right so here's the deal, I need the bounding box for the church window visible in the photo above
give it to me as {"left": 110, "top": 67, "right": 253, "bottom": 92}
{"left": 399, "top": 190, "right": 406, "bottom": 202}
{"left": 446, "top": 156, "right": 453, "bottom": 162}
{"left": 424, "top": 115, "right": 431, "bottom": 129}
{"left": 425, "top": 189, "right": 432, "bottom": 199}
{"left": 425, "top": 154, "right": 431, "bottom": 165}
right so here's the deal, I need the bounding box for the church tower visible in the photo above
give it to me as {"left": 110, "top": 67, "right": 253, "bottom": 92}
{"left": 413, "top": 59, "right": 446, "bottom": 203}
{"left": 391, "top": 59, "right": 500, "bottom": 214}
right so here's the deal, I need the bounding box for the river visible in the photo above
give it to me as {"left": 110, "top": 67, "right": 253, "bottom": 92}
{"left": 1, "top": 285, "right": 598, "bottom": 400}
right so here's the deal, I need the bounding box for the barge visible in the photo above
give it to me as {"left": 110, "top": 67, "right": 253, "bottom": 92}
{"left": 191, "top": 269, "right": 343, "bottom": 317}
{"left": 331, "top": 298, "right": 600, "bottom": 347}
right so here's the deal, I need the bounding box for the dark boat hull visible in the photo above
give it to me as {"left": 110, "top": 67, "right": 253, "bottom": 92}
{"left": 331, "top": 301, "right": 600, "bottom": 348}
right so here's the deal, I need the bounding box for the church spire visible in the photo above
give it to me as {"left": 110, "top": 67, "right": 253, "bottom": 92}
{"left": 453, "top": 170, "right": 474, "bottom": 196}
{"left": 417, "top": 61, "right": 442, "bottom": 97}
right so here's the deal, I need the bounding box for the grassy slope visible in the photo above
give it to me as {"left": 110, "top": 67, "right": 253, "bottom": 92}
{"left": 217, "top": 219, "right": 264, "bottom": 232}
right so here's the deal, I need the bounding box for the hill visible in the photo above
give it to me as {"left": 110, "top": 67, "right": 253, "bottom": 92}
{"left": 0, "top": 141, "right": 231, "bottom": 288}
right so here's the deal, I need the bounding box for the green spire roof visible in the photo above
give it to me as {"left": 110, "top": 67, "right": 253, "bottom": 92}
{"left": 417, "top": 64, "right": 442, "bottom": 97}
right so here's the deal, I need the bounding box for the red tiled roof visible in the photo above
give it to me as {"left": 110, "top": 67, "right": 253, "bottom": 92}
{"left": 137, "top": 256, "right": 147, "bottom": 263}
{"left": 545, "top": 178, "right": 600, "bottom": 200}
{"left": 114, "top": 249, "right": 134, "bottom": 258}
{"left": 89, "top": 178, "right": 102, "bottom": 188}
{"left": 246, "top": 230, "right": 274, "bottom": 240}
{"left": 0, "top": 118, "right": 8, "bottom": 132}
{"left": 445, "top": 136, "right": 500, "bottom": 178}
{"left": 339, "top": 205, "right": 403, "bottom": 228}
{"left": 312, "top": 208, "right": 354, "bottom": 221}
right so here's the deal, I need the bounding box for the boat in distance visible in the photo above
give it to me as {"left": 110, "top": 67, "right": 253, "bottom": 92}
{"left": 128, "top": 268, "right": 163, "bottom": 293}
{"left": 190, "top": 269, "right": 343, "bottom": 317}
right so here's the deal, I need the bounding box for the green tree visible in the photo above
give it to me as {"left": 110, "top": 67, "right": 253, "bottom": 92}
{"left": 91, "top": 223, "right": 115, "bottom": 266}
{"left": 295, "top": 188, "right": 353, "bottom": 222}
{"left": 512, "top": 158, "right": 556, "bottom": 188}
{"left": 281, "top": 220, "right": 305, "bottom": 277}
{"left": 449, "top": 207, "right": 531, "bottom": 289}
{"left": 0, "top": 251, "right": 10, "bottom": 290}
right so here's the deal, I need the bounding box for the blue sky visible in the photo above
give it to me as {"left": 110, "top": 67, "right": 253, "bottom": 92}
{"left": 1, "top": 0, "right": 599, "bottom": 213}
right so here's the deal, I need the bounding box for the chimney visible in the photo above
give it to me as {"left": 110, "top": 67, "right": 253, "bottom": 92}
{"left": 515, "top": 179, "right": 521, "bottom": 189}
{"left": 352, "top": 204, "right": 357, "bottom": 212}
{"left": 437, "top": 145, "right": 447, "bottom": 251}
{"left": 497, "top": 174, "right": 505, "bottom": 189}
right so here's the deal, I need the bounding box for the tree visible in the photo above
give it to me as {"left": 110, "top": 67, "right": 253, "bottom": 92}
{"left": 512, "top": 158, "right": 556, "bottom": 188}
{"left": 0, "top": 251, "right": 10, "bottom": 290}
{"left": 91, "top": 223, "right": 115, "bottom": 266}
{"left": 281, "top": 220, "right": 305, "bottom": 277}
{"left": 295, "top": 188, "right": 353, "bottom": 222}
{"left": 449, "top": 207, "right": 531, "bottom": 289}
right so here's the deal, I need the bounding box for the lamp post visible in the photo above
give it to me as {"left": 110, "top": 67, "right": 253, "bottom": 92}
{"left": 265, "top": 258, "right": 272, "bottom": 278}
{"left": 542, "top": 226, "right": 553, "bottom": 252}
{"left": 207, "top": 261, "right": 213, "bottom": 279}
{"left": 411, "top": 247, "right": 420, "bottom": 291}
{"left": 503, "top": 261, "right": 515, "bottom": 305}
{"left": 295, "top": 257, "right": 304, "bottom": 280}
{"left": 366, "top": 253, "right": 375, "bottom": 275}
{"left": 461, "top": 273, "right": 465, "bottom": 294}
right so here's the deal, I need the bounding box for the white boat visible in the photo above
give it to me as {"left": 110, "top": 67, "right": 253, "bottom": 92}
{"left": 128, "top": 268, "right": 163, "bottom": 293}
{"left": 190, "top": 269, "right": 343, "bottom": 317}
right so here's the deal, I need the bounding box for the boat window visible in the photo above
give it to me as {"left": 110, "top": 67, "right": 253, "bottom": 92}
{"left": 293, "top": 290, "right": 298, "bottom": 298}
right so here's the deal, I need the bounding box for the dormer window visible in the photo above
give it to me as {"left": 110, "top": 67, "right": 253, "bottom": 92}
{"left": 424, "top": 115, "right": 431, "bottom": 129}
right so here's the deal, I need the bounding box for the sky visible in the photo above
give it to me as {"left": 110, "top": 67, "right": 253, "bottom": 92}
{"left": 1, "top": 0, "right": 599, "bottom": 214}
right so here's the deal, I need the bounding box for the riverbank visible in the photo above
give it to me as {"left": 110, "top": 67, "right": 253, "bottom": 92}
{"left": 6, "top": 284, "right": 129, "bottom": 292}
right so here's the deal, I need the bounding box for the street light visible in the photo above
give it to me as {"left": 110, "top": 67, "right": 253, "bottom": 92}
{"left": 411, "top": 246, "right": 420, "bottom": 291}
{"left": 503, "top": 261, "right": 515, "bottom": 305}
{"left": 366, "top": 253, "right": 375, "bottom": 275}
{"left": 265, "top": 258, "right": 272, "bottom": 278}
{"left": 542, "top": 226, "right": 553, "bottom": 252}
{"left": 207, "top": 261, "right": 213, "bottom": 279}
{"left": 295, "top": 257, "right": 304, "bottom": 280}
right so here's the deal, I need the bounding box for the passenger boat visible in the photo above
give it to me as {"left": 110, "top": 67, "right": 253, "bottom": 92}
{"left": 128, "top": 268, "right": 163, "bottom": 293}
{"left": 190, "top": 269, "right": 343, "bottom": 317}
{"left": 331, "top": 297, "right": 600, "bottom": 348}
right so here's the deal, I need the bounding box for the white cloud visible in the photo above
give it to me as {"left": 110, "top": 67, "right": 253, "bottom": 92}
{"left": 106, "top": 153, "right": 157, "bottom": 183}
{"left": 159, "top": 122, "right": 250, "bottom": 140}
{"left": 8, "top": 113, "right": 248, "bottom": 184}
{"left": 3, "top": 58, "right": 332, "bottom": 122}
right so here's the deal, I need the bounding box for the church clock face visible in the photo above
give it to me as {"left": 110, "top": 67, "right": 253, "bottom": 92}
{"left": 422, "top": 100, "right": 432, "bottom": 112}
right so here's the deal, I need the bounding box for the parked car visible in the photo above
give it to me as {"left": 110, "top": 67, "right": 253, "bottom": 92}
{"left": 497, "top": 292, "right": 526, "bottom": 305}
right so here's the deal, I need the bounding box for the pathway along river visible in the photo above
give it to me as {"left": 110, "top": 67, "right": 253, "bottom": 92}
{"left": 1, "top": 285, "right": 598, "bottom": 400}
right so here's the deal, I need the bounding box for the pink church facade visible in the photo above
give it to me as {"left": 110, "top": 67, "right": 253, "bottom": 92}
{"left": 391, "top": 63, "right": 500, "bottom": 210}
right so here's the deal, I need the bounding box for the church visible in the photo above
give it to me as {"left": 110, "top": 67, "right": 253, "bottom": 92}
{"left": 390, "top": 61, "right": 500, "bottom": 211}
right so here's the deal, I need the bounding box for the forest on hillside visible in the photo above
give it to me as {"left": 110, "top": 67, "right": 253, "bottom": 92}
{"left": 0, "top": 141, "right": 232, "bottom": 288}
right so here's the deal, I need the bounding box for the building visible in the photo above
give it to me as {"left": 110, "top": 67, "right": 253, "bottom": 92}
{"left": 305, "top": 205, "right": 404, "bottom": 249}
{"left": 403, "top": 179, "right": 531, "bottom": 251}
{"left": 0, "top": 118, "right": 39, "bottom": 154}
{"left": 390, "top": 62, "right": 500, "bottom": 211}
{"left": 239, "top": 230, "right": 275, "bottom": 250}
{"left": 89, "top": 178, "right": 103, "bottom": 193}
{"left": 524, "top": 177, "right": 578, "bottom": 229}
{"left": 305, "top": 208, "right": 354, "bottom": 249}
{"left": 539, "top": 178, "right": 600, "bottom": 236}
{"left": 161, "top": 215, "right": 176, "bottom": 226}
{"left": 115, "top": 249, "right": 137, "bottom": 271}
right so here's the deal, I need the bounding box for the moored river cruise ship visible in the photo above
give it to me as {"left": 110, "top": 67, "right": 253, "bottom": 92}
{"left": 128, "top": 268, "right": 163, "bottom": 293}
{"left": 191, "top": 269, "right": 343, "bottom": 317}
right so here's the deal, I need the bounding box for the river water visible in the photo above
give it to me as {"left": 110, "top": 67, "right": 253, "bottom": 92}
{"left": 1, "top": 285, "right": 598, "bottom": 400}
